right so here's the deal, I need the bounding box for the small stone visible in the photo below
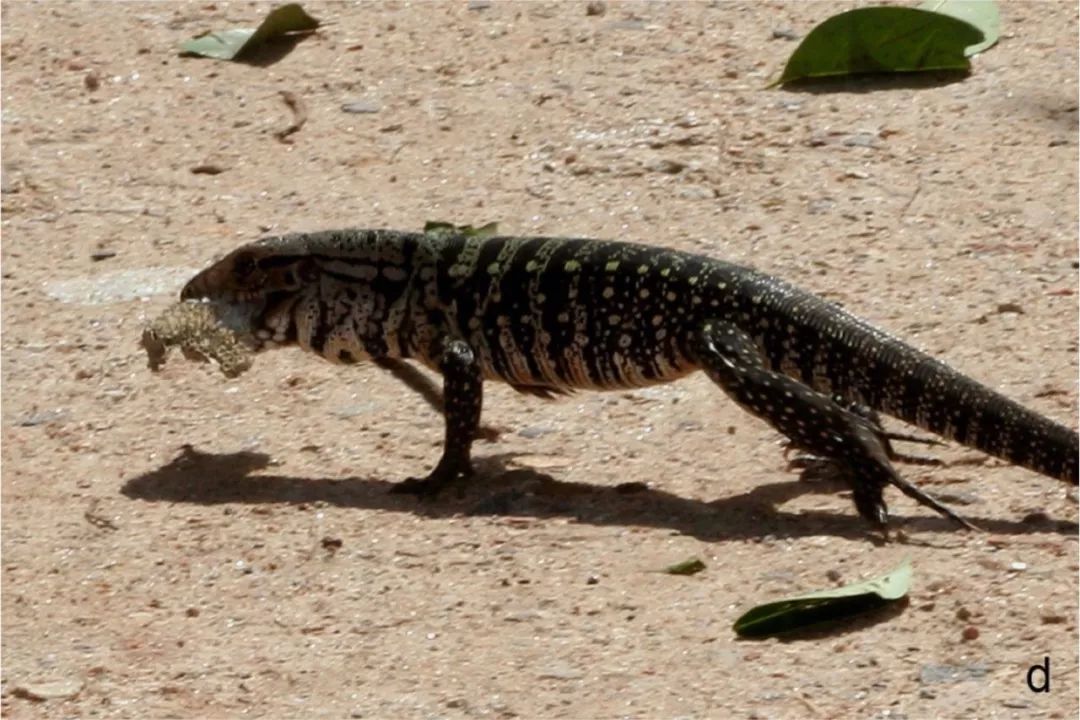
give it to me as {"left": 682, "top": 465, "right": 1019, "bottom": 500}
{"left": 961, "top": 626, "right": 979, "bottom": 641}
{"left": 14, "top": 409, "right": 67, "bottom": 427}
{"left": 84, "top": 71, "right": 100, "bottom": 91}
{"left": 467, "top": 0, "right": 491, "bottom": 9}
{"left": 1021, "top": 511, "right": 1051, "bottom": 525}
{"left": 1008, "top": 561, "right": 1028, "bottom": 572}
{"left": 956, "top": 607, "right": 972, "bottom": 621}
{"left": 826, "top": 569, "right": 842, "bottom": 582}
{"left": 678, "top": 186, "right": 716, "bottom": 200}
{"left": 606, "top": 18, "right": 646, "bottom": 31}
{"left": 1002, "top": 699, "right": 1032, "bottom": 709}
{"left": 842, "top": 132, "right": 879, "bottom": 148}
{"left": 771, "top": 28, "right": 799, "bottom": 40}
{"left": 933, "top": 490, "right": 980, "bottom": 506}
{"left": 586, "top": 1, "right": 606, "bottom": 16}
{"left": 11, "top": 679, "right": 84, "bottom": 701}
{"left": 645, "top": 158, "right": 685, "bottom": 174}
{"left": 90, "top": 249, "right": 117, "bottom": 261}
{"left": 518, "top": 426, "right": 552, "bottom": 439}
{"left": 0, "top": 168, "right": 16, "bottom": 194}
{"left": 190, "top": 163, "right": 225, "bottom": 175}
{"left": 919, "top": 662, "right": 989, "bottom": 685}
{"left": 341, "top": 99, "right": 382, "bottom": 114}
{"left": 504, "top": 610, "right": 541, "bottom": 622}
{"left": 332, "top": 403, "right": 376, "bottom": 418}
{"left": 1040, "top": 614, "right": 1067, "bottom": 624}
{"left": 538, "top": 663, "right": 584, "bottom": 680}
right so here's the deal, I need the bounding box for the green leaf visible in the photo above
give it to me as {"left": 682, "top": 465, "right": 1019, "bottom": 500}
{"left": 917, "top": 0, "right": 1000, "bottom": 56}
{"left": 663, "top": 557, "right": 706, "bottom": 576}
{"left": 180, "top": 4, "right": 320, "bottom": 61}
{"left": 733, "top": 557, "right": 912, "bottom": 638}
{"left": 423, "top": 221, "right": 500, "bottom": 239}
{"left": 773, "top": 7, "right": 984, "bottom": 86}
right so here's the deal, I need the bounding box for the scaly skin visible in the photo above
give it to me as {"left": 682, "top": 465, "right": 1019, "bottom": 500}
{"left": 179, "top": 229, "right": 1079, "bottom": 531}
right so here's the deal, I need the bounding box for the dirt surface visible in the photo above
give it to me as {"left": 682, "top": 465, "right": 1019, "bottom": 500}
{"left": 2, "top": 2, "right": 1078, "bottom": 718}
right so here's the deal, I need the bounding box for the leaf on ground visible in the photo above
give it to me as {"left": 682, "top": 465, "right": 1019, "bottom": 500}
{"left": 180, "top": 4, "right": 320, "bottom": 61}
{"left": 917, "top": 0, "right": 1000, "bottom": 56}
{"left": 664, "top": 557, "right": 706, "bottom": 576}
{"left": 733, "top": 557, "right": 912, "bottom": 638}
{"left": 772, "top": 7, "right": 984, "bottom": 86}
{"left": 423, "top": 221, "right": 500, "bottom": 239}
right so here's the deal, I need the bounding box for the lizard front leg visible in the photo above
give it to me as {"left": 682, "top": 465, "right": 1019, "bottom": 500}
{"left": 373, "top": 357, "right": 501, "bottom": 442}
{"left": 391, "top": 338, "right": 482, "bottom": 497}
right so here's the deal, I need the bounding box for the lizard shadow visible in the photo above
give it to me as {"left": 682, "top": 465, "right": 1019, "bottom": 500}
{"left": 120, "top": 445, "right": 1078, "bottom": 543}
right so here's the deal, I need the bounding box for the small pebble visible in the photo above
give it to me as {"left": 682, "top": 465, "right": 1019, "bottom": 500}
{"left": 961, "top": 626, "right": 979, "bottom": 641}
{"left": 1020, "top": 511, "right": 1050, "bottom": 525}
{"left": 586, "top": 1, "right": 606, "bottom": 16}
{"left": 538, "top": 663, "right": 584, "bottom": 680}
{"left": 518, "top": 426, "right": 552, "bottom": 439}
{"left": 341, "top": 99, "right": 381, "bottom": 114}
{"left": 842, "top": 132, "right": 879, "bottom": 148}
{"left": 645, "top": 158, "right": 685, "bottom": 174}
{"left": 12, "top": 680, "right": 83, "bottom": 701}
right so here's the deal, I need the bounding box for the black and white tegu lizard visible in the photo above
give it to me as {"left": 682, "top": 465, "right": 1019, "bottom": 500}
{"left": 180, "top": 229, "right": 1079, "bottom": 531}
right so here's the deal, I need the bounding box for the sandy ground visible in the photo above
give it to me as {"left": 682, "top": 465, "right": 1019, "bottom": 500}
{"left": 2, "top": 2, "right": 1077, "bottom": 718}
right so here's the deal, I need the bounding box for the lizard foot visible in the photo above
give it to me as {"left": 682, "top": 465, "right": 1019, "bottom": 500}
{"left": 390, "top": 461, "right": 474, "bottom": 498}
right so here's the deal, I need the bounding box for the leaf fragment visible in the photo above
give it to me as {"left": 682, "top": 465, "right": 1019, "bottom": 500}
{"left": 733, "top": 557, "right": 912, "bottom": 638}
{"left": 423, "top": 221, "right": 500, "bottom": 239}
{"left": 180, "top": 3, "right": 320, "bottom": 61}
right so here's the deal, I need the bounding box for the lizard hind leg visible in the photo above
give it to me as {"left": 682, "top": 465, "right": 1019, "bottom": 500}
{"left": 690, "top": 320, "right": 975, "bottom": 532}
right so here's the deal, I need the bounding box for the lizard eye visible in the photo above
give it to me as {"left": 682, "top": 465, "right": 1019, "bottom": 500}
{"left": 232, "top": 251, "right": 257, "bottom": 281}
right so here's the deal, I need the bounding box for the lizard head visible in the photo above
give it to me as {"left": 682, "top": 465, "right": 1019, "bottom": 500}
{"left": 181, "top": 243, "right": 314, "bottom": 303}
{"left": 180, "top": 240, "right": 319, "bottom": 352}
